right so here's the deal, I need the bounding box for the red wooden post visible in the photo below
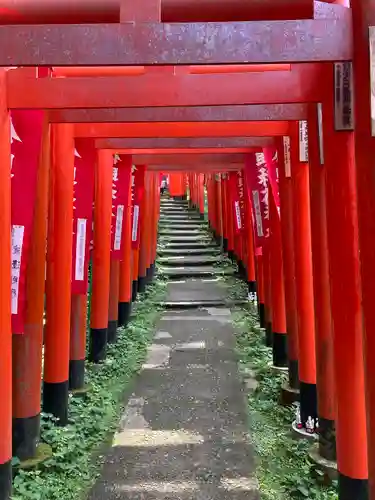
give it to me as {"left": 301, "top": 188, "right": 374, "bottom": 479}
{"left": 0, "top": 70, "right": 12, "bottom": 498}
{"left": 269, "top": 180, "right": 288, "bottom": 368}
{"left": 118, "top": 178, "right": 133, "bottom": 327}
{"left": 69, "top": 294, "right": 88, "bottom": 386}
{"left": 278, "top": 136, "right": 299, "bottom": 391}
{"left": 89, "top": 150, "right": 113, "bottom": 362}
{"left": 307, "top": 102, "right": 335, "bottom": 459}
{"left": 108, "top": 259, "right": 120, "bottom": 343}
{"left": 43, "top": 124, "right": 75, "bottom": 424}
{"left": 290, "top": 120, "right": 317, "bottom": 428}
{"left": 12, "top": 117, "right": 50, "bottom": 459}
{"left": 323, "top": 60, "right": 368, "bottom": 497}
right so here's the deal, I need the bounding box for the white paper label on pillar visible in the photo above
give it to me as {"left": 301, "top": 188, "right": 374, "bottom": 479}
{"left": 334, "top": 62, "right": 354, "bottom": 131}
{"left": 11, "top": 225, "right": 25, "bottom": 314}
{"left": 299, "top": 120, "right": 309, "bottom": 162}
{"left": 234, "top": 201, "right": 242, "bottom": 230}
{"left": 132, "top": 205, "right": 140, "bottom": 242}
{"left": 252, "top": 190, "right": 264, "bottom": 237}
{"left": 75, "top": 218, "right": 87, "bottom": 281}
{"left": 283, "top": 136, "right": 291, "bottom": 177}
{"left": 317, "top": 103, "right": 324, "bottom": 165}
{"left": 114, "top": 205, "right": 124, "bottom": 251}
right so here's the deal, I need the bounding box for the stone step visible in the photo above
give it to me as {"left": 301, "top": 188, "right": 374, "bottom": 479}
{"left": 161, "top": 235, "right": 213, "bottom": 244}
{"left": 159, "top": 223, "right": 207, "bottom": 231}
{"left": 158, "top": 229, "right": 204, "bottom": 236}
{"left": 158, "top": 265, "right": 235, "bottom": 279}
{"left": 161, "top": 241, "right": 219, "bottom": 250}
{"left": 160, "top": 217, "right": 203, "bottom": 224}
{"left": 158, "top": 255, "right": 220, "bottom": 267}
{"left": 160, "top": 201, "right": 189, "bottom": 207}
{"left": 158, "top": 246, "right": 221, "bottom": 256}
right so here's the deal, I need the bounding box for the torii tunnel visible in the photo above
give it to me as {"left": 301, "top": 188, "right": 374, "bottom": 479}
{"left": 0, "top": 0, "right": 375, "bottom": 499}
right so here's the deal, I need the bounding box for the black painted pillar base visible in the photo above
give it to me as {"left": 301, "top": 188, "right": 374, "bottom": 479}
{"left": 42, "top": 380, "right": 69, "bottom": 425}
{"left": 138, "top": 276, "right": 147, "bottom": 293}
{"left": 13, "top": 413, "right": 40, "bottom": 461}
{"left": 69, "top": 359, "right": 85, "bottom": 390}
{"left": 300, "top": 381, "right": 318, "bottom": 425}
{"left": 338, "top": 474, "right": 368, "bottom": 500}
{"left": 223, "top": 238, "right": 228, "bottom": 252}
{"left": 265, "top": 321, "right": 273, "bottom": 347}
{"left": 107, "top": 320, "right": 118, "bottom": 344}
{"left": 0, "top": 461, "right": 11, "bottom": 500}
{"left": 288, "top": 359, "right": 299, "bottom": 390}
{"left": 132, "top": 280, "right": 138, "bottom": 302}
{"left": 248, "top": 280, "right": 257, "bottom": 295}
{"left": 118, "top": 301, "right": 132, "bottom": 327}
{"left": 146, "top": 266, "right": 152, "bottom": 284}
{"left": 199, "top": 213, "right": 205, "bottom": 220}
{"left": 150, "top": 262, "right": 156, "bottom": 278}
{"left": 273, "top": 333, "right": 288, "bottom": 367}
{"left": 89, "top": 328, "right": 107, "bottom": 363}
{"left": 318, "top": 417, "right": 336, "bottom": 462}
{"left": 259, "top": 303, "right": 266, "bottom": 328}
{"left": 237, "top": 260, "right": 247, "bottom": 281}
{"left": 228, "top": 250, "right": 235, "bottom": 262}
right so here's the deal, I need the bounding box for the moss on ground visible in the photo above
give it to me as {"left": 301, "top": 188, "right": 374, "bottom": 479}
{"left": 12, "top": 279, "right": 167, "bottom": 500}
{"left": 232, "top": 306, "right": 338, "bottom": 500}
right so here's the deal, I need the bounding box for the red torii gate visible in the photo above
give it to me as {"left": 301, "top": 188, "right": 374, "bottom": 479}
{"left": 0, "top": 2, "right": 374, "bottom": 500}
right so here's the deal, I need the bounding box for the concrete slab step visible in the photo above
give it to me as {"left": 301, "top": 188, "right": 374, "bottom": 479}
{"left": 161, "top": 235, "right": 212, "bottom": 243}
{"left": 160, "top": 217, "right": 203, "bottom": 224}
{"left": 159, "top": 223, "right": 207, "bottom": 231}
{"left": 158, "top": 265, "right": 235, "bottom": 279}
{"left": 158, "top": 247, "right": 221, "bottom": 257}
{"left": 158, "top": 255, "right": 220, "bottom": 266}
{"left": 161, "top": 241, "right": 219, "bottom": 250}
{"left": 158, "top": 229, "right": 204, "bottom": 236}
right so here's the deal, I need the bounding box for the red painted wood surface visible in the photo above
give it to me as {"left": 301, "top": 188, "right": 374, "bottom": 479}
{"left": 94, "top": 137, "right": 274, "bottom": 149}
{"left": 132, "top": 154, "right": 245, "bottom": 165}
{"left": 50, "top": 104, "right": 308, "bottom": 123}
{"left": 7, "top": 67, "right": 327, "bottom": 108}
{"left": 74, "top": 122, "right": 289, "bottom": 138}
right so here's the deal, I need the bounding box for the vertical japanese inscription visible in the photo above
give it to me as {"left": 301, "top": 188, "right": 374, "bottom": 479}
{"left": 334, "top": 62, "right": 354, "bottom": 131}
{"left": 11, "top": 225, "right": 24, "bottom": 314}
{"left": 299, "top": 120, "right": 309, "bottom": 162}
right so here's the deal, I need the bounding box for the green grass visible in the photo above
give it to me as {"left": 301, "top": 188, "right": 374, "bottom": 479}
{"left": 232, "top": 306, "right": 338, "bottom": 500}
{"left": 12, "top": 279, "right": 167, "bottom": 500}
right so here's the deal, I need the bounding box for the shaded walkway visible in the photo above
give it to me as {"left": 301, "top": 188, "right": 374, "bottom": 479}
{"left": 88, "top": 198, "right": 258, "bottom": 499}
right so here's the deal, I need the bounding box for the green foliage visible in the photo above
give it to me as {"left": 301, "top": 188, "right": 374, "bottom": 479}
{"left": 12, "top": 280, "right": 167, "bottom": 500}
{"left": 232, "top": 307, "right": 338, "bottom": 500}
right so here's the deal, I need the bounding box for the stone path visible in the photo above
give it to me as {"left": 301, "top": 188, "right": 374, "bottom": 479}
{"left": 88, "top": 197, "right": 258, "bottom": 500}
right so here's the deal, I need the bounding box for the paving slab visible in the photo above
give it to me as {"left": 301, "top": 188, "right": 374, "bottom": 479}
{"left": 159, "top": 266, "right": 234, "bottom": 279}
{"left": 158, "top": 247, "right": 221, "bottom": 257}
{"left": 158, "top": 255, "right": 220, "bottom": 267}
{"left": 88, "top": 306, "right": 259, "bottom": 500}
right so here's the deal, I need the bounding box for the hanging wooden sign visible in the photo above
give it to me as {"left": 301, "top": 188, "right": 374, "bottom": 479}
{"left": 334, "top": 62, "right": 354, "bottom": 132}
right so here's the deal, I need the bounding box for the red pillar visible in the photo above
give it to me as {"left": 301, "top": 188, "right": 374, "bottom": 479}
{"left": 13, "top": 118, "right": 50, "bottom": 459}
{"left": 324, "top": 59, "right": 368, "bottom": 496}
{"left": 89, "top": 150, "right": 112, "bottom": 362}
{"left": 43, "top": 124, "right": 74, "bottom": 424}
{"left": 290, "top": 121, "right": 317, "bottom": 427}
{"left": 69, "top": 293, "right": 88, "bottom": 387}
{"left": 308, "top": 103, "right": 335, "bottom": 459}
{"left": 279, "top": 136, "right": 299, "bottom": 389}
{"left": 118, "top": 180, "right": 133, "bottom": 326}
{"left": 0, "top": 71, "right": 12, "bottom": 497}
{"left": 269, "top": 183, "right": 287, "bottom": 367}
